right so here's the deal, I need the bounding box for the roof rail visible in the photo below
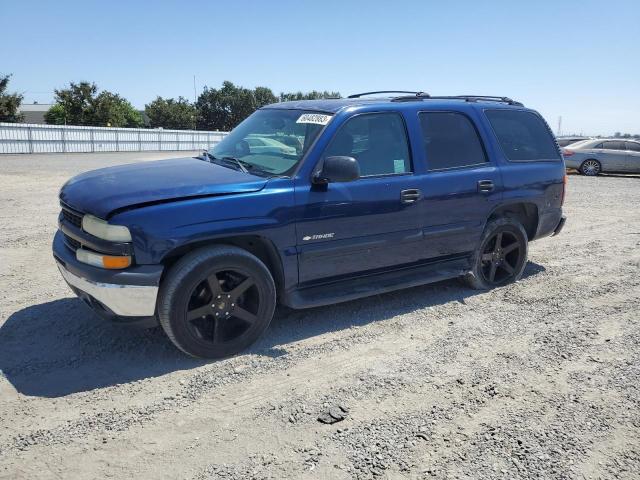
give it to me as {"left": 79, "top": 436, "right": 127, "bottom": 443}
{"left": 391, "top": 94, "right": 523, "bottom": 106}
{"left": 348, "top": 90, "right": 425, "bottom": 98}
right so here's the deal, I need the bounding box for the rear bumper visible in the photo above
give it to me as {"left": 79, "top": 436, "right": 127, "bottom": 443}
{"left": 563, "top": 157, "right": 581, "bottom": 169}
{"left": 552, "top": 215, "right": 566, "bottom": 236}
{"left": 53, "top": 230, "right": 162, "bottom": 319}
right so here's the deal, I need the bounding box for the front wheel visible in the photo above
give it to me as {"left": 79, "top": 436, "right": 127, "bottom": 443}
{"left": 158, "top": 245, "right": 276, "bottom": 358}
{"left": 462, "top": 217, "right": 528, "bottom": 290}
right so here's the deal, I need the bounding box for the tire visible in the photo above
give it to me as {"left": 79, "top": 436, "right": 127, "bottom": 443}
{"left": 158, "top": 245, "right": 276, "bottom": 358}
{"left": 580, "top": 159, "right": 601, "bottom": 176}
{"left": 461, "top": 217, "right": 528, "bottom": 290}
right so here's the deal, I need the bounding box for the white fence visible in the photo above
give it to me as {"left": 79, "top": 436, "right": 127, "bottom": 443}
{"left": 0, "top": 123, "right": 228, "bottom": 154}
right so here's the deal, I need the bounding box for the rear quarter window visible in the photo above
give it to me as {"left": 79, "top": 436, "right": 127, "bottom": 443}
{"left": 485, "top": 110, "right": 561, "bottom": 161}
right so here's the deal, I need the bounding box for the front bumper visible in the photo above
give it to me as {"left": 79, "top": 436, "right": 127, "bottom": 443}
{"left": 53, "top": 230, "right": 162, "bottom": 318}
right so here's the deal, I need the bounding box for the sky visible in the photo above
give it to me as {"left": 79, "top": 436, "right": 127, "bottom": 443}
{"left": 2, "top": 0, "right": 639, "bottom": 135}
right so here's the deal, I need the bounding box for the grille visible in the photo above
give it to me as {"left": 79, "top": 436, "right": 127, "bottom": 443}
{"left": 62, "top": 208, "right": 83, "bottom": 228}
{"left": 63, "top": 234, "right": 81, "bottom": 251}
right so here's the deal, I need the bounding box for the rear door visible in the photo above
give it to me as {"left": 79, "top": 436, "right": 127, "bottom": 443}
{"left": 415, "top": 110, "right": 502, "bottom": 258}
{"left": 624, "top": 141, "right": 640, "bottom": 172}
{"left": 600, "top": 141, "right": 627, "bottom": 171}
{"left": 294, "top": 111, "right": 425, "bottom": 284}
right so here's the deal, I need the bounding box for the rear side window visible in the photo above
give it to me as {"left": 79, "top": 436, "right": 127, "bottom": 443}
{"left": 626, "top": 142, "right": 640, "bottom": 152}
{"left": 485, "top": 110, "right": 561, "bottom": 161}
{"left": 324, "top": 112, "right": 411, "bottom": 176}
{"left": 419, "top": 112, "right": 487, "bottom": 170}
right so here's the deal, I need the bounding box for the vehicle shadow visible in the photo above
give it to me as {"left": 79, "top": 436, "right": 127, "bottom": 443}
{"left": 0, "top": 262, "right": 545, "bottom": 398}
{"left": 600, "top": 173, "right": 640, "bottom": 179}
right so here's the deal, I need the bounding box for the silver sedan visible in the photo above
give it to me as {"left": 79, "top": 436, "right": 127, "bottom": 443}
{"left": 563, "top": 139, "right": 640, "bottom": 175}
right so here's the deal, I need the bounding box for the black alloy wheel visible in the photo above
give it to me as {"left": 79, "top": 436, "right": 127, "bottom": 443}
{"left": 461, "top": 217, "right": 529, "bottom": 290}
{"left": 479, "top": 230, "right": 524, "bottom": 285}
{"left": 185, "top": 268, "right": 260, "bottom": 345}
{"left": 158, "top": 246, "right": 276, "bottom": 358}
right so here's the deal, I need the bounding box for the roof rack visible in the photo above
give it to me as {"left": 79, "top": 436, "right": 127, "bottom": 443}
{"left": 391, "top": 94, "right": 523, "bottom": 106}
{"left": 348, "top": 90, "right": 425, "bottom": 98}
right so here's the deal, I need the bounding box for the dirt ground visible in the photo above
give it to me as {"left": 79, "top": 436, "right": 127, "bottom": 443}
{"left": 1, "top": 152, "right": 639, "bottom": 480}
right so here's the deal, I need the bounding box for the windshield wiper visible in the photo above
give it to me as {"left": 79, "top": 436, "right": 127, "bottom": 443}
{"left": 221, "top": 156, "right": 248, "bottom": 174}
{"left": 205, "top": 152, "right": 248, "bottom": 173}
{"left": 205, "top": 152, "right": 275, "bottom": 177}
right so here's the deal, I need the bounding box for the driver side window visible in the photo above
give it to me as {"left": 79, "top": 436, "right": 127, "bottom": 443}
{"left": 324, "top": 113, "right": 412, "bottom": 176}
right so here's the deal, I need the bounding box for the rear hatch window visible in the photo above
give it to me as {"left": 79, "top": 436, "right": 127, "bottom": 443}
{"left": 485, "top": 110, "right": 561, "bottom": 161}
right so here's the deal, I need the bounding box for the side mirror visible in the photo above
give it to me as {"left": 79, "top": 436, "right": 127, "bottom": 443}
{"left": 313, "top": 156, "right": 360, "bottom": 184}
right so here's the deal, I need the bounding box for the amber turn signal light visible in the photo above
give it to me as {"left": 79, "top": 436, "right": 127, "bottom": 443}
{"left": 76, "top": 249, "right": 132, "bottom": 269}
{"left": 102, "top": 255, "right": 132, "bottom": 269}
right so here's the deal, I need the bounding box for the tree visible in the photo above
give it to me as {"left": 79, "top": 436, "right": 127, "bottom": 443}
{"left": 196, "top": 81, "right": 258, "bottom": 131}
{"left": 279, "top": 90, "right": 341, "bottom": 102}
{"left": 43, "top": 104, "right": 67, "bottom": 125}
{"left": 49, "top": 81, "right": 97, "bottom": 125}
{"left": 196, "top": 82, "right": 337, "bottom": 131}
{"left": 93, "top": 91, "right": 143, "bottom": 127}
{"left": 145, "top": 96, "right": 196, "bottom": 130}
{"left": 0, "top": 74, "right": 24, "bottom": 123}
{"left": 253, "top": 87, "right": 278, "bottom": 108}
{"left": 45, "top": 81, "right": 142, "bottom": 127}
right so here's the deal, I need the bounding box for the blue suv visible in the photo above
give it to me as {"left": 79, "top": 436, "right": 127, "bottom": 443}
{"left": 53, "top": 92, "right": 567, "bottom": 358}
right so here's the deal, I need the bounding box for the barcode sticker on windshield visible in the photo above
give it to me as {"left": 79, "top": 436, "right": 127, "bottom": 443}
{"left": 296, "top": 113, "right": 332, "bottom": 125}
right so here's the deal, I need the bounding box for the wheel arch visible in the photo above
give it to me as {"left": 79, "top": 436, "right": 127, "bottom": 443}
{"left": 580, "top": 158, "right": 602, "bottom": 173}
{"left": 486, "top": 202, "right": 539, "bottom": 241}
{"left": 160, "top": 235, "right": 285, "bottom": 297}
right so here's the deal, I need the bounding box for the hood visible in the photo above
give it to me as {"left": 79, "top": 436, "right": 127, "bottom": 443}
{"left": 60, "top": 157, "right": 268, "bottom": 219}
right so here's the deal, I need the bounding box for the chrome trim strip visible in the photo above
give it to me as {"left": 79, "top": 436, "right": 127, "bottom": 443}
{"left": 56, "top": 261, "right": 158, "bottom": 317}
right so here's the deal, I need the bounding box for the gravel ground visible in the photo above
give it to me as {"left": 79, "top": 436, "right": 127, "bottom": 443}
{"left": 0, "top": 152, "right": 639, "bottom": 479}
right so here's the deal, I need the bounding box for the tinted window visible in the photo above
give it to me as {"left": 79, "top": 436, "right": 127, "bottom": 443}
{"left": 485, "top": 110, "right": 561, "bottom": 161}
{"left": 325, "top": 113, "right": 411, "bottom": 176}
{"left": 626, "top": 142, "right": 640, "bottom": 152}
{"left": 603, "top": 141, "right": 625, "bottom": 150}
{"left": 419, "top": 112, "right": 487, "bottom": 170}
{"left": 593, "top": 143, "right": 604, "bottom": 149}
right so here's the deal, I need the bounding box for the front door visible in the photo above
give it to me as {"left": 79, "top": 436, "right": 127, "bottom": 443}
{"left": 295, "top": 112, "right": 425, "bottom": 285}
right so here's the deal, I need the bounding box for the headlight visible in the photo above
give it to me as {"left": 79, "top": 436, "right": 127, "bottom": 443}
{"left": 82, "top": 215, "right": 132, "bottom": 242}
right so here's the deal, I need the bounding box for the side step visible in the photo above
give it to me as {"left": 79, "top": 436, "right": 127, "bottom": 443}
{"left": 284, "top": 256, "right": 470, "bottom": 309}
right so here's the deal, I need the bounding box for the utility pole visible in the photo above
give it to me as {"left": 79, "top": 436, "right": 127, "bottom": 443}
{"left": 193, "top": 75, "right": 198, "bottom": 130}
{"left": 557, "top": 116, "right": 562, "bottom": 136}
{"left": 193, "top": 75, "right": 197, "bottom": 104}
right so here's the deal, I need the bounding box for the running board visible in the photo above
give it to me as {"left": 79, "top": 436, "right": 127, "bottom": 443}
{"left": 284, "top": 256, "right": 470, "bottom": 309}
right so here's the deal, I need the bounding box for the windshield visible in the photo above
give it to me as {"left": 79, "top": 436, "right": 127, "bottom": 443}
{"left": 211, "top": 109, "right": 332, "bottom": 175}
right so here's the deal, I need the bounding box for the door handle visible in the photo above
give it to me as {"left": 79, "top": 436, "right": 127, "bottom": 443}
{"left": 401, "top": 189, "right": 422, "bottom": 204}
{"left": 477, "top": 180, "right": 495, "bottom": 193}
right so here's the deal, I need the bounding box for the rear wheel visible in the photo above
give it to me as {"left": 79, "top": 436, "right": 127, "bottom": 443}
{"left": 462, "top": 217, "right": 528, "bottom": 290}
{"left": 158, "top": 245, "right": 276, "bottom": 358}
{"left": 580, "top": 159, "right": 601, "bottom": 176}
